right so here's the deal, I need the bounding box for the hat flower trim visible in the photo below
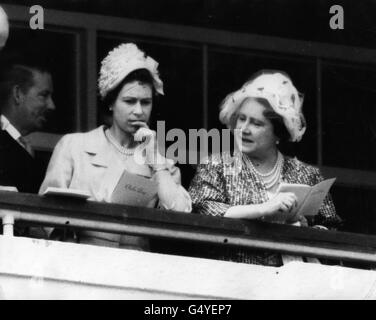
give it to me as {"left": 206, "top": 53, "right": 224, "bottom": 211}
{"left": 223, "top": 76, "right": 306, "bottom": 142}
{"left": 98, "top": 43, "right": 163, "bottom": 98}
{"left": 245, "top": 84, "right": 306, "bottom": 142}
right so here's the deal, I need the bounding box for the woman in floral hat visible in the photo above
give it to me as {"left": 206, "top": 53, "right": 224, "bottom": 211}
{"left": 189, "top": 70, "right": 342, "bottom": 266}
{"left": 40, "top": 43, "right": 191, "bottom": 249}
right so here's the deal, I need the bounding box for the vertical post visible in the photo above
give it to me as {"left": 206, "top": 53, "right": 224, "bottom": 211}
{"left": 200, "top": 44, "right": 209, "bottom": 163}
{"left": 2, "top": 211, "right": 15, "bottom": 236}
{"left": 202, "top": 44, "right": 208, "bottom": 130}
{"left": 316, "top": 58, "right": 323, "bottom": 166}
{"left": 85, "top": 28, "right": 98, "bottom": 130}
{"left": 74, "top": 32, "right": 82, "bottom": 131}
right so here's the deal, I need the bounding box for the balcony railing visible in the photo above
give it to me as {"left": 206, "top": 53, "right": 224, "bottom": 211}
{"left": 0, "top": 190, "right": 376, "bottom": 265}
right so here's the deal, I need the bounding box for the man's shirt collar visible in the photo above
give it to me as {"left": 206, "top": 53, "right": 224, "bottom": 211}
{"left": 1, "top": 115, "right": 22, "bottom": 141}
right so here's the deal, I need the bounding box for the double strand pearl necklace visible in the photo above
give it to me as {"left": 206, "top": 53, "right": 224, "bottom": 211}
{"left": 246, "top": 151, "right": 283, "bottom": 190}
{"left": 105, "top": 129, "right": 135, "bottom": 156}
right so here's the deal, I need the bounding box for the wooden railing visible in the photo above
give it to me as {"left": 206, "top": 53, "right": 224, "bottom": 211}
{"left": 1, "top": 191, "right": 376, "bottom": 265}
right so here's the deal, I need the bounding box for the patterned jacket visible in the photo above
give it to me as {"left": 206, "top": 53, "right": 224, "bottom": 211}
{"left": 188, "top": 152, "right": 342, "bottom": 265}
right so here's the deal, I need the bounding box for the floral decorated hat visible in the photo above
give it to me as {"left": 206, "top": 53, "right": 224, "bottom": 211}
{"left": 219, "top": 71, "right": 306, "bottom": 142}
{"left": 98, "top": 43, "right": 164, "bottom": 99}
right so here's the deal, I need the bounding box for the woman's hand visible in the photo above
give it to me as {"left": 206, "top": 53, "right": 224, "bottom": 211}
{"left": 134, "top": 125, "right": 154, "bottom": 143}
{"left": 287, "top": 214, "right": 308, "bottom": 227}
{"left": 264, "top": 193, "right": 309, "bottom": 227}
{"left": 133, "top": 121, "right": 153, "bottom": 141}
{"left": 224, "top": 192, "right": 297, "bottom": 220}
{"left": 133, "top": 124, "right": 168, "bottom": 170}
{"left": 262, "top": 192, "right": 298, "bottom": 217}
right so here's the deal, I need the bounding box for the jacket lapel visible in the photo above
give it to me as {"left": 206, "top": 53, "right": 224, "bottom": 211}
{"left": 83, "top": 126, "right": 125, "bottom": 199}
{"left": 0, "top": 130, "right": 33, "bottom": 160}
{"left": 84, "top": 126, "right": 110, "bottom": 168}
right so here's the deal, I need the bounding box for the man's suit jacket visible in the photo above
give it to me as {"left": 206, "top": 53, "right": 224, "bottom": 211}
{"left": 0, "top": 130, "right": 45, "bottom": 193}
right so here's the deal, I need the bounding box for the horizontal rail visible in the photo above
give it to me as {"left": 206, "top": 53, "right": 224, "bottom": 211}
{"left": 320, "top": 166, "right": 376, "bottom": 190}
{"left": 1, "top": 191, "right": 376, "bottom": 264}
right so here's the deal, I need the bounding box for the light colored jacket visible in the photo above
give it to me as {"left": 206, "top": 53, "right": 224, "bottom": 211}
{"left": 39, "top": 125, "right": 191, "bottom": 248}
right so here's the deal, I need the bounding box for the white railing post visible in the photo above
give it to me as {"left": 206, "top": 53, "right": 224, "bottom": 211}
{"left": 2, "top": 211, "right": 14, "bottom": 236}
{"left": 0, "top": 209, "right": 21, "bottom": 237}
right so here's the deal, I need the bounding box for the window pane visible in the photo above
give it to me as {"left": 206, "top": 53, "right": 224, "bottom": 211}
{"left": 208, "top": 48, "right": 318, "bottom": 164}
{"left": 322, "top": 63, "right": 376, "bottom": 171}
{"left": 331, "top": 185, "right": 376, "bottom": 235}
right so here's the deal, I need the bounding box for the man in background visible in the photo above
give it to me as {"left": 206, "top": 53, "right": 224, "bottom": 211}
{"left": 0, "top": 57, "right": 55, "bottom": 193}
{"left": 0, "top": 8, "right": 55, "bottom": 239}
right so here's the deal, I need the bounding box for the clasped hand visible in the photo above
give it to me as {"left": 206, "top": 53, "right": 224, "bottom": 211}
{"left": 262, "top": 192, "right": 307, "bottom": 226}
{"left": 133, "top": 122, "right": 168, "bottom": 169}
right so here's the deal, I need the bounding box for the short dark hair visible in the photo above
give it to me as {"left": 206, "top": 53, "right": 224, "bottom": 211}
{"left": 0, "top": 54, "right": 51, "bottom": 107}
{"left": 256, "top": 97, "right": 290, "bottom": 142}
{"left": 101, "top": 68, "right": 155, "bottom": 110}
{"left": 231, "top": 97, "right": 290, "bottom": 142}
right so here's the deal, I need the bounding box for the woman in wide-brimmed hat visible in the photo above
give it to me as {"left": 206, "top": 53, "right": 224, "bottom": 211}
{"left": 189, "top": 70, "right": 342, "bottom": 266}
{"left": 40, "top": 43, "right": 191, "bottom": 249}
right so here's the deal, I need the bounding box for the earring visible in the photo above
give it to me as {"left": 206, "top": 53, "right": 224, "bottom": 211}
{"left": 276, "top": 140, "right": 280, "bottom": 145}
{"left": 109, "top": 106, "right": 113, "bottom": 111}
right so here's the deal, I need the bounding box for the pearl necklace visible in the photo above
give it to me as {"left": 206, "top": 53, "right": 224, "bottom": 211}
{"left": 246, "top": 152, "right": 283, "bottom": 190}
{"left": 105, "top": 129, "right": 135, "bottom": 156}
